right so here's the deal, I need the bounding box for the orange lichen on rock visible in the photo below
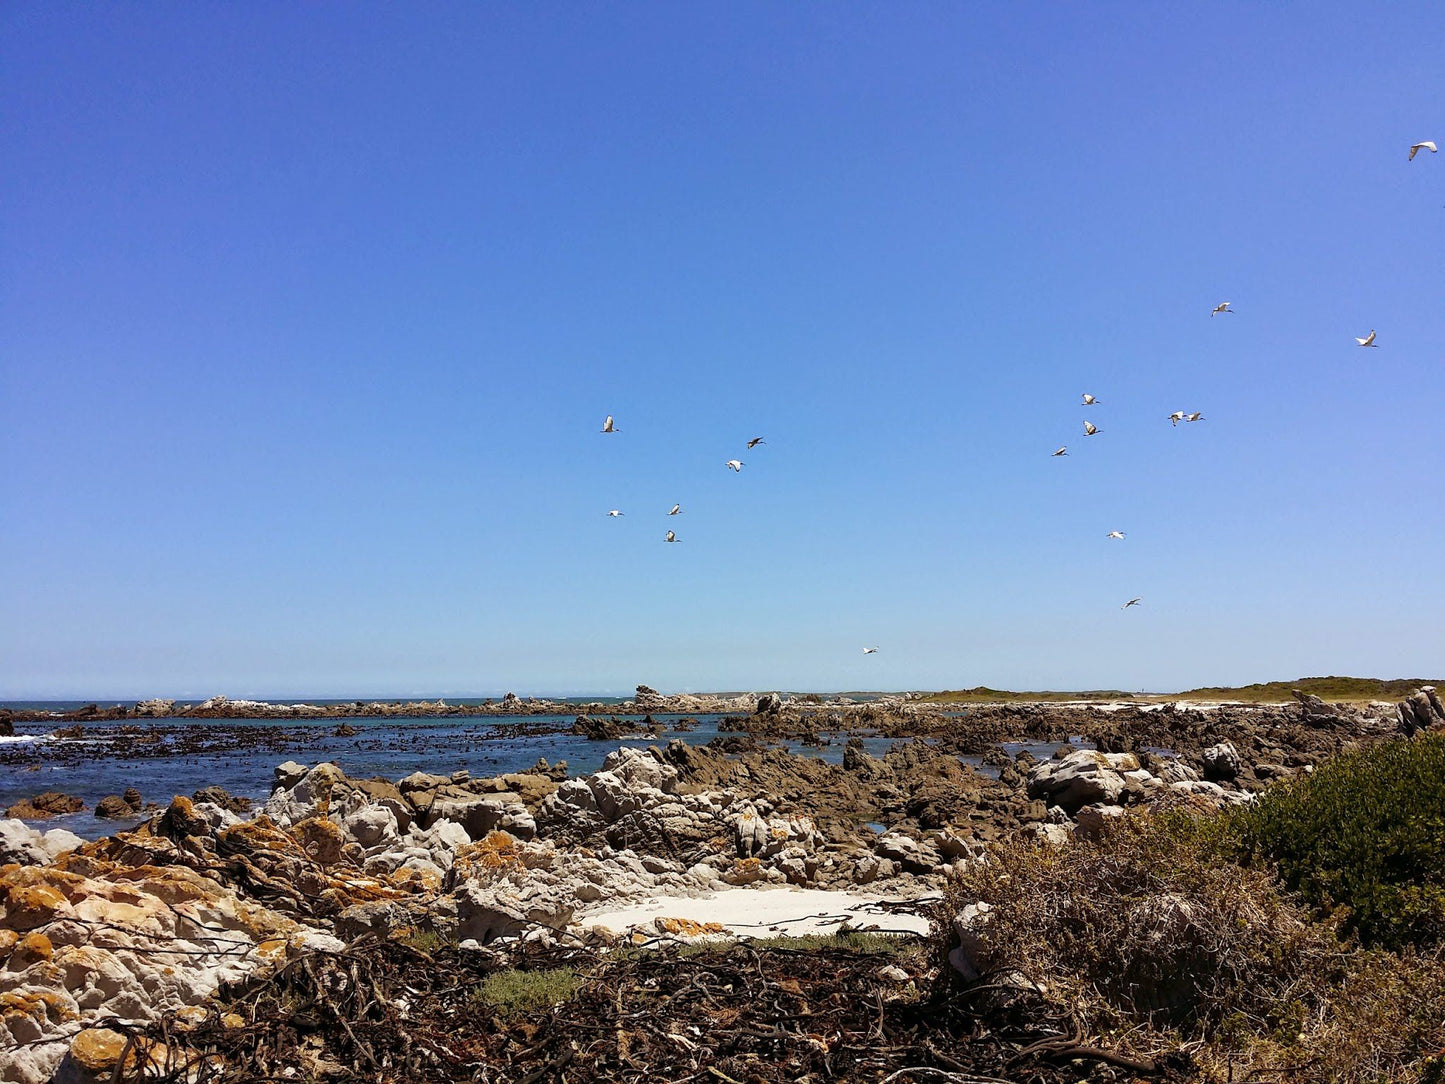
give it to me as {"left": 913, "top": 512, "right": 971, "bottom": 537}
{"left": 655, "top": 916, "right": 727, "bottom": 937}
{"left": 0, "top": 989, "right": 77, "bottom": 1024}
{"left": 13, "top": 932, "right": 53, "bottom": 966}
{"left": 452, "top": 830, "right": 525, "bottom": 876}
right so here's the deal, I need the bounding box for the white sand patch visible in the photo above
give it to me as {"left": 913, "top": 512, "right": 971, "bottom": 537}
{"left": 581, "top": 886, "right": 937, "bottom": 939}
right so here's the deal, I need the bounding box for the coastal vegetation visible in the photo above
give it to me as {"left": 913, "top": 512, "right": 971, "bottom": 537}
{"left": 937, "top": 733, "right": 1445, "bottom": 1081}
{"left": 924, "top": 674, "right": 1443, "bottom": 704}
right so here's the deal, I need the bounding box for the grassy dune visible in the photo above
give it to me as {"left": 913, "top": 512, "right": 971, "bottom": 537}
{"left": 922, "top": 675, "right": 1441, "bottom": 705}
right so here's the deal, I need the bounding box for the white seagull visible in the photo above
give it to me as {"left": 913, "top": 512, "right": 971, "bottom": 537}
{"left": 725, "top": 459, "right": 744, "bottom": 472}
{"left": 601, "top": 415, "right": 619, "bottom": 433}
{"left": 1356, "top": 330, "right": 1378, "bottom": 347}
{"left": 1107, "top": 531, "right": 1126, "bottom": 540}
{"left": 665, "top": 530, "right": 679, "bottom": 543}
{"left": 668, "top": 504, "right": 682, "bottom": 516}
{"left": 1211, "top": 301, "right": 1233, "bottom": 317}
{"left": 1169, "top": 411, "right": 1186, "bottom": 427}
{"left": 606, "top": 510, "right": 624, "bottom": 517}
{"left": 1185, "top": 412, "right": 1204, "bottom": 423}
{"left": 863, "top": 646, "right": 879, "bottom": 654}
{"left": 1409, "top": 141, "right": 1437, "bottom": 161}
{"left": 1081, "top": 393, "right": 1098, "bottom": 405}
{"left": 1052, "top": 446, "right": 1068, "bottom": 457}
{"left": 1083, "top": 420, "right": 1099, "bottom": 436}
{"left": 746, "top": 437, "right": 766, "bottom": 449}
{"left": 1122, "top": 597, "right": 1143, "bottom": 609}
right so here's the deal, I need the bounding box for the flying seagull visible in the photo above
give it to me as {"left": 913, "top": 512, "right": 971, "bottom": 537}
{"left": 665, "top": 530, "right": 679, "bottom": 543}
{"left": 1409, "top": 140, "right": 1437, "bottom": 161}
{"left": 606, "top": 510, "right": 624, "bottom": 517}
{"left": 1356, "top": 330, "right": 1378, "bottom": 347}
{"left": 1211, "top": 301, "right": 1233, "bottom": 317}
{"left": 1081, "top": 393, "right": 1098, "bottom": 405}
{"left": 1185, "top": 412, "right": 1204, "bottom": 423}
{"left": 1107, "top": 531, "right": 1126, "bottom": 540}
{"left": 601, "top": 415, "right": 618, "bottom": 433}
{"left": 746, "top": 437, "right": 766, "bottom": 449}
{"left": 668, "top": 504, "right": 682, "bottom": 516}
{"left": 1122, "top": 597, "right": 1143, "bottom": 609}
{"left": 1083, "top": 420, "right": 1099, "bottom": 436}
{"left": 863, "top": 646, "right": 879, "bottom": 654}
{"left": 1052, "top": 446, "right": 1068, "bottom": 457}
{"left": 725, "top": 459, "right": 744, "bottom": 472}
{"left": 1169, "top": 411, "right": 1186, "bottom": 427}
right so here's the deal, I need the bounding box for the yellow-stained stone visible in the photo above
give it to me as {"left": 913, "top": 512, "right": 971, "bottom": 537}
{"left": 14, "top": 932, "right": 53, "bottom": 965}
{"left": 221, "top": 1012, "right": 246, "bottom": 1029}
{"left": 69, "top": 1026, "right": 129, "bottom": 1071}
{"left": 0, "top": 928, "right": 19, "bottom": 955}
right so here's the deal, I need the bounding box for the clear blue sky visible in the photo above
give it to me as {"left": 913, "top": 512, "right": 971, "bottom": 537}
{"left": 3, "top": 3, "right": 1443, "bottom": 699}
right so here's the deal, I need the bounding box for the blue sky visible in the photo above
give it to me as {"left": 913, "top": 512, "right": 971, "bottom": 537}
{"left": 3, "top": 3, "right": 1443, "bottom": 699}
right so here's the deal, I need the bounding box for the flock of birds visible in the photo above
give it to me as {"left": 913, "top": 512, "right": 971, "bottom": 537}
{"left": 595, "top": 138, "right": 1438, "bottom": 639}
{"left": 1057, "top": 137, "right": 1437, "bottom": 611}
{"left": 600, "top": 416, "right": 764, "bottom": 548}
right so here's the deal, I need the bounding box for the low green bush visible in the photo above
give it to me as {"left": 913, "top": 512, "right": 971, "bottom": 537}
{"left": 473, "top": 968, "right": 581, "bottom": 1018}
{"left": 1236, "top": 734, "right": 1445, "bottom": 950}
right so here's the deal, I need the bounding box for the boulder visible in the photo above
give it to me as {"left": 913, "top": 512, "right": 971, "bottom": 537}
{"left": 5, "top": 792, "right": 86, "bottom": 820}
{"left": 1025, "top": 750, "right": 1137, "bottom": 813}
{"left": 755, "top": 693, "right": 783, "bottom": 715}
{"left": 1073, "top": 803, "right": 1127, "bottom": 841}
{"left": 1201, "top": 741, "right": 1242, "bottom": 782}
{"left": 1, "top": 818, "right": 53, "bottom": 864}
{"left": 133, "top": 699, "right": 176, "bottom": 717}
{"left": 94, "top": 796, "right": 136, "bottom": 820}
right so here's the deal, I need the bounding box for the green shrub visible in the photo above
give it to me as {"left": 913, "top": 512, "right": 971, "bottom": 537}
{"left": 472, "top": 968, "right": 581, "bottom": 1018}
{"left": 1236, "top": 734, "right": 1445, "bottom": 949}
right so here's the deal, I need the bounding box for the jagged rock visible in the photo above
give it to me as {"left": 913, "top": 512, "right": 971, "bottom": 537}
{"left": 1397, "top": 687, "right": 1445, "bottom": 736}
{"left": 755, "top": 693, "right": 783, "bottom": 715}
{"left": 0, "top": 857, "right": 344, "bottom": 1084}
{"left": 1025, "top": 750, "right": 1139, "bottom": 813}
{"left": 192, "top": 786, "right": 252, "bottom": 815}
{"left": 273, "top": 761, "right": 309, "bottom": 791}
{"left": 133, "top": 698, "right": 176, "bottom": 717}
{"left": 0, "top": 820, "right": 84, "bottom": 865}
{"left": 875, "top": 831, "right": 943, "bottom": 873}
{"left": 1201, "top": 741, "right": 1242, "bottom": 782}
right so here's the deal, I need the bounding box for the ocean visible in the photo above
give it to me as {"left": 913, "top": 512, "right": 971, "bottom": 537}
{"left": 0, "top": 713, "right": 901, "bottom": 841}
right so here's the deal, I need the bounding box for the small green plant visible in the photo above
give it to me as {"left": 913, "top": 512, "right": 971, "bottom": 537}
{"left": 398, "top": 928, "right": 449, "bottom": 954}
{"left": 472, "top": 968, "right": 581, "bottom": 1018}
{"left": 1235, "top": 734, "right": 1445, "bottom": 949}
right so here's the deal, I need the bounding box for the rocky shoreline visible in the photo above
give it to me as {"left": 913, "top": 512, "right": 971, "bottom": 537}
{"left": 1, "top": 688, "right": 1439, "bottom": 1082}
{"left": 1, "top": 685, "right": 863, "bottom": 725}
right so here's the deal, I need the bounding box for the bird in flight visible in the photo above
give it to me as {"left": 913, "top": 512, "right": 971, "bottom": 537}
{"left": 1211, "top": 301, "right": 1233, "bottom": 317}
{"left": 1122, "top": 597, "right": 1143, "bottom": 609}
{"left": 1185, "top": 412, "right": 1204, "bottom": 423}
{"left": 863, "top": 646, "right": 880, "bottom": 654}
{"left": 601, "top": 415, "right": 619, "bottom": 433}
{"left": 1409, "top": 140, "right": 1437, "bottom": 161}
{"left": 1169, "top": 411, "right": 1186, "bottom": 427}
{"left": 1107, "top": 531, "right": 1126, "bottom": 540}
{"left": 1052, "top": 446, "right": 1068, "bottom": 457}
{"left": 1081, "top": 393, "right": 1098, "bottom": 405}
{"left": 1356, "top": 330, "right": 1378, "bottom": 347}
{"left": 665, "top": 530, "right": 679, "bottom": 543}
{"left": 725, "top": 459, "right": 744, "bottom": 472}
{"left": 1083, "top": 421, "right": 1099, "bottom": 436}
{"left": 668, "top": 504, "right": 682, "bottom": 516}
{"left": 746, "top": 437, "right": 766, "bottom": 449}
{"left": 606, "top": 510, "right": 624, "bottom": 517}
